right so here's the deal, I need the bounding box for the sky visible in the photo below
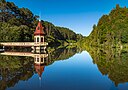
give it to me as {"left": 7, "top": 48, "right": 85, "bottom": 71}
{"left": 7, "top": 0, "right": 128, "bottom": 36}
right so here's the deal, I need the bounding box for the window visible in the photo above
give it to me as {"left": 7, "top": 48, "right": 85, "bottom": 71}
{"left": 37, "top": 37, "right": 39, "bottom": 42}
{"left": 41, "top": 58, "right": 43, "bottom": 62}
{"left": 37, "top": 58, "right": 39, "bottom": 62}
{"left": 41, "top": 37, "right": 43, "bottom": 42}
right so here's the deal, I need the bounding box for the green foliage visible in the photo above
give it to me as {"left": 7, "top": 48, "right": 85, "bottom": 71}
{"left": 86, "top": 47, "right": 128, "bottom": 86}
{"left": 82, "top": 5, "right": 128, "bottom": 48}
{"left": 43, "top": 21, "right": 83, "bottom": 45}
{"left": 0, "top": 0, "right": 82, "bottom": 45}
{"left": 0, "top": 55, "right": 34, "bottom": 90}
{"left": 0, "top": 46, "right": 82, "bottom": 90}
{"left": 47, "top": 46, "right": 82, "bottom": 65}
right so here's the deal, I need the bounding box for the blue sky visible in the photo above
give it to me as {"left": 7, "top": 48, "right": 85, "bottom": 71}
{"left": 7, "top": 0, "right": 128, "bottom": 36}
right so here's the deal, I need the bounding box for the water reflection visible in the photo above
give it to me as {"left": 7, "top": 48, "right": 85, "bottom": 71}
{"left": 86, "top": 47, "right": 128, "bottom": 86}
{"left": 0, "top": 56, "right": 34, "bottom": 90}
{"left": 1, "top": 46, "right": 128, "bottom": 90}
{"left": 0, "top": 47, "right": 80, "bottom": 90}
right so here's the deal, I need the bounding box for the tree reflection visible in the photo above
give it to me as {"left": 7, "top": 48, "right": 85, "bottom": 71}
{"left": 0, "top": 56, "right": 34, "bottom": 90}
{"left": 86, "top": 47, "right": 128, "bottom": 86}
{"left": 0, "top": 46, "right": 80, "bottom": 90}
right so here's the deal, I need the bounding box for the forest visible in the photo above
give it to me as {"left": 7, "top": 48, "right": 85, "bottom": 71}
{"left": 80, "top": 4, "right": 128, "bottom": 48}
{"left": 0, "top": 0, "right": 83, "bottom": 46}
{"left": 2, "top": 0, "right": 128, "bottom": 48}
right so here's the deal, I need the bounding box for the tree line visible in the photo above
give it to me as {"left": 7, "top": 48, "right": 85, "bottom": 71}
{"left": 0, "top": 0, "right": 83, "bottom": 45}
{"left": 80, "top": 4, "right": 128, "bottom": 48}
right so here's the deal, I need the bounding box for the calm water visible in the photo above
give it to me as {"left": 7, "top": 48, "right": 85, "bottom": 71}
{"left": 0, "top": 47, "right": 128, "bottom": 90}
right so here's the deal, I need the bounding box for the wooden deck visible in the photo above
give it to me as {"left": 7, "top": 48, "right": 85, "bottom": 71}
{"left": 0, "top": 42, "right": 48, "bottom": 47}
{"left": 0, "top": 51, "right": 48, "bottom": 57}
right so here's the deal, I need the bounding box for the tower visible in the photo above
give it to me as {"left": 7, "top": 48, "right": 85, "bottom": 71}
{"left": 33, "top": 20, "right": 47, "bottom": 52}
{"left": 34, "top": 20, "right": 45, "bottom": 44}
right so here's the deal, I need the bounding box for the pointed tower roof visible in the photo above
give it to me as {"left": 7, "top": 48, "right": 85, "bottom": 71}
{"left": 34, "top": 64, "right": 45, "bottom": 78}
{"left": 34, "top": 21, "right": 45, "bottom": 36}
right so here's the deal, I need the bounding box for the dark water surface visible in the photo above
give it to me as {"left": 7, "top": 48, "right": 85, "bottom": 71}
{"left": 0, "top": 47, "right": 128, "bottom": 90}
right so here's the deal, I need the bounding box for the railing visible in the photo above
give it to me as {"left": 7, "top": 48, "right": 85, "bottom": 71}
{"left": 0, "top": 52, "right": 32, "bottom": 57}
{"left": 0, "top": 51, "right": 48, "bottom": 57}
{"left": 0, "top": 42, "right": 48, "bottom": 46}
{"left": 34, "top": 42, "right": 48, "bottom": 46}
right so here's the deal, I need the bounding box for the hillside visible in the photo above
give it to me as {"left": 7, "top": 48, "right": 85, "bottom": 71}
{"left": 81, "top": 4, "right": 128, "bottom": 48}
{"left": 0, "top": 0, "right": 83, "bottom": 46}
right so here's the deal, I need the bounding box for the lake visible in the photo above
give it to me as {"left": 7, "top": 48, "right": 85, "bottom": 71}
{"left": 0, "top": 47, "right": 128, "bottom": 90}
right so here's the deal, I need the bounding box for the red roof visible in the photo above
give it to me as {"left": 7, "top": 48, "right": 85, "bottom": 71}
{"left": 34, "top": 21, "right": 45, "bottom": 36}
{"left": 34, "top": 64, "right": 45, "bottom": 77}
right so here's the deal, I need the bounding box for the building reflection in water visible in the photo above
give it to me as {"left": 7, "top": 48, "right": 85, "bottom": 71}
{"left": 33, "top": 50, "right": 48, "bottom": 81}
{"left": 0, "top": 49, "right": 49, "bottom": 87}
{"left": 0, "top": 47, "right": 80, "bottom": 90}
